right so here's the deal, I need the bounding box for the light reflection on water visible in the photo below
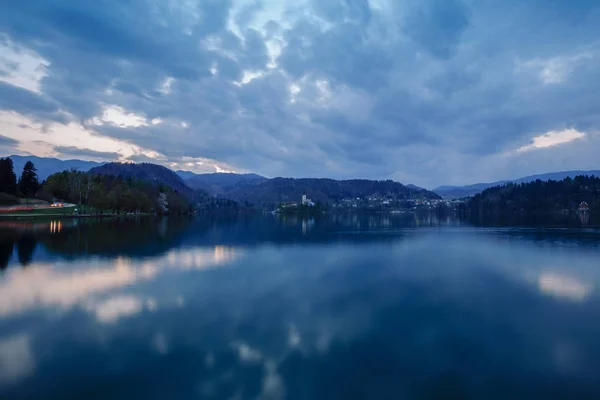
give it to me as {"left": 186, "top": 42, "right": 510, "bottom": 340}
{"left": 0, "top": 246, "right": 239, "bottom": 319}
{"left": 0, "top": 215, "right": 600, "bottom": 399}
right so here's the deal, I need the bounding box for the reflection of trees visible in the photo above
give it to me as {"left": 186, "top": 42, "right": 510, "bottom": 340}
{"left": 0, "top": 235, "right": 15, "bottom": 270}
{"left": 470, "top": 211, "right": 600, "bottom": 228}
{"left": 17, "top": 236, "right": 38, "bottom": 266}
{"left": 39, "top": 217, "right": 193, "bottom": 259}
{"left": 0, "top": 227, "right": 39, "bottom": 268}
{"left": 1, "top": 214, "right": 464, "bottom": 264}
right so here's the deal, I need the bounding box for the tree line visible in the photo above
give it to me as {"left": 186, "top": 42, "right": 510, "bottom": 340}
{"left": 1, "top": 156, "right": 245, "bottom": 214}
{"left": 0, "top": 158, "right": 40, "bottom": 205}
{"left": 41, "top": 169, "right": 192, "bottom": 214}
{"left": 1, "top": 157, "right": 191, "bottom": 213}
{"left": 468, "top": 175, "right": 600, "bottom": 215}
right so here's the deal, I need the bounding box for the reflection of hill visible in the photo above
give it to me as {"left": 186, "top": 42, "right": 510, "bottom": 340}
{"left": 470, "top": 211, "right": 600, "bottom": 229}
{"left": 0, "top": 218, "right": 194, "bottom": 267}
{"left": 1, "top": 213, "right": 464, "bottom": 266}
{"left": 178, "top": 213, "right": 464, "bottom": 248}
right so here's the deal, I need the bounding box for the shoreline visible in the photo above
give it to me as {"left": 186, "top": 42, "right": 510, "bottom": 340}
{"left": 0, "top": 213, "right": 148, "bottom": 220}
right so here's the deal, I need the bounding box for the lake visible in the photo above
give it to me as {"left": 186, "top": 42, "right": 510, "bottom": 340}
{"left": 1, "top": 214, "right": 599, "bottom": 399}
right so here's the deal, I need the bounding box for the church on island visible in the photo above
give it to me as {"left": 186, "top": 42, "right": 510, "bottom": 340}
{"left": 301, "top": 194, "right": 315, "bottom": 207}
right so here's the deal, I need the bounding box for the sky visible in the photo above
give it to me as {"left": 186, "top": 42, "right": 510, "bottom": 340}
{"left": 0, "top": 0, "right": 599, "bottom": 188}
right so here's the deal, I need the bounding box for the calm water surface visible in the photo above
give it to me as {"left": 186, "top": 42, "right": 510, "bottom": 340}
{"left": 1, "top": 214, "right": 599, "bottom": 399}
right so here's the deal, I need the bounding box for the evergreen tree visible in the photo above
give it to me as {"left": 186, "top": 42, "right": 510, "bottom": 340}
{"left": 0, "top": 157, "right": 17, "bottom": 194}
{"left": 18, "top": 161, "right": 40, "bottom": 198}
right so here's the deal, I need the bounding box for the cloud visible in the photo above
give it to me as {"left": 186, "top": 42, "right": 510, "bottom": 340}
{"left": 90, "top": 105, "right": 158, "bottom": 128}
{"left": 0, "top": 81, "right": 65, "bottom": 122}
{"left": 125, "top": 153, "right": 166, "bottom": 164}
{"left": 517, "top": 50, "right": 595, "bottom": 85}
{"left": 0, "top": 0, "right": 600, "bottom": 187}
{"left": 0, "top": 37, "right": 48, "bottom": 93}
{"left": 53, "top": 145, "right": 121, "bottom": 160}
{"left": 517, "top": 129, "right": 586, "bottom": 152}
{"left": 0, "top": 134, "right": 18, "bottom": 148}
{"left": 403, "top": 0, "right": 471, "bottom": 59}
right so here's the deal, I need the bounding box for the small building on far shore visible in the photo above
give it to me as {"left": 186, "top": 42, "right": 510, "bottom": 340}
{"left": 578, "top": 201, "right": 589, "bottom": 212}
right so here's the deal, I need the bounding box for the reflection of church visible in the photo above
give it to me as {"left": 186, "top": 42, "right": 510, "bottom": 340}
{"left": 579, "top": 210, "right": 589, "bottom": 226}
{"left": 578, "top": 202, "right": 590, "bottom": 226}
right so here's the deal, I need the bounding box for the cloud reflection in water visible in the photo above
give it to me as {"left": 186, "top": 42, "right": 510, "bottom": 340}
{"left": 538, "top": 272, "right": 593, "bottom": 302}
{"left": 0, "top": 246, "right": 239, "bottom": 319}
{"left": 0, "top": 334, "right": 34, "bottom": 387}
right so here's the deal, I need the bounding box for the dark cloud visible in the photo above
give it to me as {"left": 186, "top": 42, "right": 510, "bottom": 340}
{"left": 0, "top": 82, "right": 66, "bottom": 123}
{"left": 403, "top": 0, "right": 470, "bottom": 59}
{"left": 0, "top": 135, "right": 19, "bottom": 148}
{"left": 53, "top": 146, "right": 120, "bottom": 161}
{"left": 0, "top": 0, "right": 600, "bottom": 187}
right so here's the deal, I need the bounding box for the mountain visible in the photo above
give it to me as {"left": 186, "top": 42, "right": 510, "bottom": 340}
{"left": 511, "top": 170, "right": 600, "bottom": 184}
{"left": 184, "top": 173, "right": 268, "bottom": 196}
{"left": 434, "top": 170, "right": 600, "bottom": 199}
{"left": 434, "top": 183, "right": 506, "bottom": 199}
{"left": 175, "top": 170, "right": 199, "bottom": 180}
{"left": 7, "top": 155, "right": 103, "bottom": 181}
{"left": 406, "top": 184, "right": 427, "bottom": 191}
{"left": 224, "top": 178, "right": 440, "bottom": 207}
{"left": 88, "top": 162, "right": 203, "bottom": 200}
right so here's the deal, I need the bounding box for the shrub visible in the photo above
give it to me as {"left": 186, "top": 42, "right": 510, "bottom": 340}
{"left": 0, "top": 193, "right": 20, "bottom": 206}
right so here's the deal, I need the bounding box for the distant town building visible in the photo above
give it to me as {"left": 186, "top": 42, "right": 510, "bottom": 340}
{"left": 579, "top": 201, "right": 589, "bottom": 212}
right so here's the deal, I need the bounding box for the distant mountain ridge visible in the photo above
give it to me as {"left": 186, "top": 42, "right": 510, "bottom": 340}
{"left": 406, "top": 184, "right": 427, "bottom": 191}
{"left": 435, "top": 170, "right": 600, "bottom": 198}
{"left": 7, "top": 155, "right": 103, "bottom": 181}
{"left": 12, "top": 155, "right": 595, "bottom": 206}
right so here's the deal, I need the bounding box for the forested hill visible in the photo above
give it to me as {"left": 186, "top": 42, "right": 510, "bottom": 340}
{"left": 184, "top": 173, "right": 268, "bottom": 195}
{"left": 225, "top": 177, "right": 440, "bottom": 207}
{"left": 89, "top": 162, "right": 199, "bottom": 199}
{"left": 468, "top": 175, "right": 600, "bottom": 214}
